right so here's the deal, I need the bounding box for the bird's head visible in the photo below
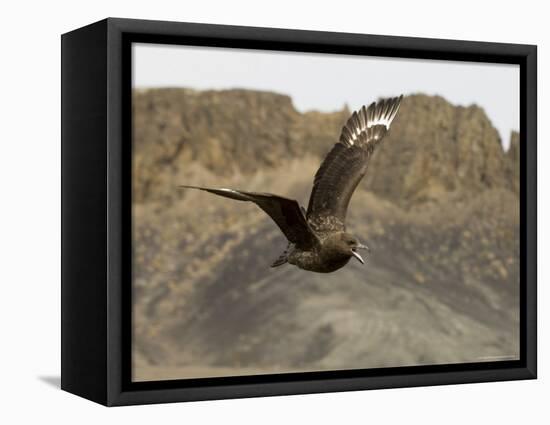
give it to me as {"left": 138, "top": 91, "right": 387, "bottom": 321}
{"left": 332, "top": 233, "right": 370, "bottom": 264}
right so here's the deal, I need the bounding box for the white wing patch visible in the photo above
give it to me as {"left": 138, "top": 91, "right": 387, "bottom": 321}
{"left": 339, "top": 95, "right": 403, "bottom": 147}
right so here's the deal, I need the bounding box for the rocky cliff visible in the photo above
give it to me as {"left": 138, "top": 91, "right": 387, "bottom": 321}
{"left": 133, "top": 89, "right": 518, "bottom": 207}
{"left": 132, "top": 88, "right": 348, "bottom": 202}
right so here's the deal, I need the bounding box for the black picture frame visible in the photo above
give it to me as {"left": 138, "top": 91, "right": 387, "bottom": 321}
{"left": 61, "top": 17, "right": 537, "bottom": 406}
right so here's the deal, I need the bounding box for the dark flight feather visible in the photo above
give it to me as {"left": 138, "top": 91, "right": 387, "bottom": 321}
{"left": 307, "top": 95, "right": 403, "bottom": 232}
{"left": 179, "top": 185, "right": 319, "bottom": 249}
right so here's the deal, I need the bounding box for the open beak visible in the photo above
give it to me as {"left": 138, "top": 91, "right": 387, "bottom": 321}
{"left": 357, "top": 242, "right": 370, "bottom": 252}
{"left": 351, "top": 250, "right": 365, "bottom": 264}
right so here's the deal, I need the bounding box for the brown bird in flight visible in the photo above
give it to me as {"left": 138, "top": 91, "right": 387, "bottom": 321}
{"left": 180, "top": 95, "right": 403, "bottom": 273}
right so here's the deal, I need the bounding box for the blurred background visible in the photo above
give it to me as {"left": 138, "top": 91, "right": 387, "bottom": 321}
{"left": 131, "top": 45, "right": 520, "bottom": 381}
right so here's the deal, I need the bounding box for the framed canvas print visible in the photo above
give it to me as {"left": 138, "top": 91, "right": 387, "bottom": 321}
{"left": 61, "top": 18, "right": 537, "bottom": 406}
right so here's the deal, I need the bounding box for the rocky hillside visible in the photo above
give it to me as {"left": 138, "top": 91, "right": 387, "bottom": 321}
{"left": 132, "top": 88, "right": 348, "bottom": 202}
{"left": 131, "top": 89, "right": 520, "bottom": 381}
{"left": 133, "top": 88, "right": 518, "bottom": 206}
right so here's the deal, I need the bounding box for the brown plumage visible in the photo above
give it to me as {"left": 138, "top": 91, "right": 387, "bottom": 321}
{"left": 180, "top": 95, "right": 403, "bottom": 273}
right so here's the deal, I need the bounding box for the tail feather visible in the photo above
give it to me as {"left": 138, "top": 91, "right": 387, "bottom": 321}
{"left": 271, "top": 255, "right": 288, "bottom": 268}
{"left": 271, "top": 243, "right": 292, "bottom": 268}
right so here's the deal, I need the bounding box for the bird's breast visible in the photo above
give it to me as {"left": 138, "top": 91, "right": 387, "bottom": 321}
{"left": 288, "top": 247, "right": 350, "bottom": 273}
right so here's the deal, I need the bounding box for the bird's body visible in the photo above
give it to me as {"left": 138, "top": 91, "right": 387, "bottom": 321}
{"left": 286, "top": 233, "right": 355, "bottom": 273}
{"left": 180, "top": 95, "right": 403, "bottom": 273}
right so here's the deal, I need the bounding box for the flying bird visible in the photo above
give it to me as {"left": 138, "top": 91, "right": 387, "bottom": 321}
{"left": 180, "top": 95, "right": 403, "bottom": 273}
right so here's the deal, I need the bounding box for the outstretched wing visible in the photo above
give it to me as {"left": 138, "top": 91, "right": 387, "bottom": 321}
{"left": 307, "top": 95, "right": 403, "bottom": 232}
{"left": 180, "top": 185, "right": 319, "bottom": 249}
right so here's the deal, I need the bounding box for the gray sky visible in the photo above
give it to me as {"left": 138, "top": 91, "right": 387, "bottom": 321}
{"left": 133, "top": 43, "right": 519, "bottom": 148}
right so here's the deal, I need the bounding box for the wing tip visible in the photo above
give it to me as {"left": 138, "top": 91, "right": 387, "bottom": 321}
{"left": 367, "top": 94, "right": 404, "bottom": 130}
{"left": 340, "top": 95, "right": 404, "bottom": 145}
{"left": 178, "top": 184, "right": 201, "bottom": 190}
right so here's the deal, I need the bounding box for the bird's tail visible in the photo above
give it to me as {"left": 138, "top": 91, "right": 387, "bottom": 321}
{"left": 271, "top": 254, "right": 288, "bottom": 267}
{"left": 271, "top": 243, "right": 291, "bottom": 267}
